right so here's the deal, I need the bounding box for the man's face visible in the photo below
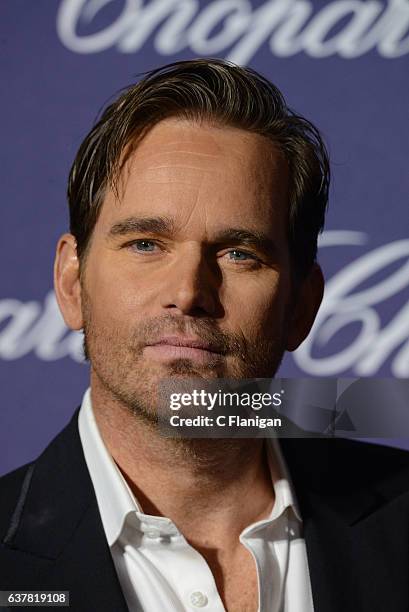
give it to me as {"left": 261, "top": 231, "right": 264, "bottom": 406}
{"left": 79, "top": 118, "right": 294, "bottom": 418}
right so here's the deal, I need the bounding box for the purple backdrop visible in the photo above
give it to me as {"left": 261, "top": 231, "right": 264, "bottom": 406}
{"left": 1, "top": 0, "right": 408, "bottom": 476}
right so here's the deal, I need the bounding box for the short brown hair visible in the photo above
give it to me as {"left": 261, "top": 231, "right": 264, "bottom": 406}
{"left": 68, "top": 58, "right": 330, "bottom": 284}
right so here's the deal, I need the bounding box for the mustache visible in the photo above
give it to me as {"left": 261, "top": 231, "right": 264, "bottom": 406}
{"left": 133, "top": 315, "right": 245, "bottom": 356}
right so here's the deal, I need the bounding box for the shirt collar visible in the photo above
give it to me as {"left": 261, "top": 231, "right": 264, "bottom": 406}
{"left": 266, "top": 437, "right": 302, "bottom": 523}
{"left": 78, "top": 388, "right": 140, "bottom": 545}
{"left": 78, "top": 387, "right": 302, "bottom": 547}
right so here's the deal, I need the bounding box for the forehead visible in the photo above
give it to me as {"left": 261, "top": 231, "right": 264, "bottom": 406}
{"left": 98, "top": 117, "right": 289, "bottom": 236}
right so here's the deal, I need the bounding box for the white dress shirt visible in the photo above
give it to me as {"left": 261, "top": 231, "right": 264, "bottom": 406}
{"left": 78, "top": 388, "right": 314, "bottom": 612}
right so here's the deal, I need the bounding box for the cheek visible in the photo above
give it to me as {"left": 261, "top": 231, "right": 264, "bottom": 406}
{"left": 83, "top": 257, "right": 157, "bottom": 326}
{"left": 222, "top": 272, "right": 289, "bottom": 332}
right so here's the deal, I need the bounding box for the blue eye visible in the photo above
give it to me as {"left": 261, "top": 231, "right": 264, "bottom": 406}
{"left": 228, "top": 249, "right": 256, "bottom": 261}
{"left": 132, "top": 240, "right": 156, "bottom": 252}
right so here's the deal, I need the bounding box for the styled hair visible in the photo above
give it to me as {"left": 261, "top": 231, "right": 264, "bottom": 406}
{"left": 68, "top": 58, "right": 330, "bottom": 284}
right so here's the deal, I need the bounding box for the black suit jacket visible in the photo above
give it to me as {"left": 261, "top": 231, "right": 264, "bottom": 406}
{"left": 1, "top": 408, "right": 409, "bottom": 612}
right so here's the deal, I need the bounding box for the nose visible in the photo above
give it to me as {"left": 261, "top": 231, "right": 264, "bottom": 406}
{"left": 161, "top": 246, "right": 221, "bottom": 316}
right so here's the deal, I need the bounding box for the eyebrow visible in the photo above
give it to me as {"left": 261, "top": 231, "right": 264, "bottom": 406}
{"left": 108, "top": 216, "right": 175, "bottom": 238}
{"left": 212, "top": 228, "right": 279, "bottom": 256}
{"left": 107, "top": 216, "right": 279, "bottom": 256}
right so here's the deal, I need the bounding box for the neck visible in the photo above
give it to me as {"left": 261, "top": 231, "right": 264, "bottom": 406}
{"left": 90, "top": 374, "right": 278, "bottom": 550}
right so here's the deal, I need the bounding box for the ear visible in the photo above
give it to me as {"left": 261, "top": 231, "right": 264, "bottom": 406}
{"left": 54, "top": 233, "right": 83, "bottom": 330}
{"left": 285, "top": 262, "right": 324, "bottom": 352}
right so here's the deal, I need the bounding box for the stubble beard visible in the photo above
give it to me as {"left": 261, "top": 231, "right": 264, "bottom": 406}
{"left": 80, "top": 284, "right": 291, "bottom": 461}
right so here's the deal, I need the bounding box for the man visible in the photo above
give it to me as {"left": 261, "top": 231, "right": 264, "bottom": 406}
{"left": 1, "top": 59, "right": 409, "bottom": 612}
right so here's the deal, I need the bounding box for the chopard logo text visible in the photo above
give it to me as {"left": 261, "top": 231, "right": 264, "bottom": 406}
{"left": 56, "top": 0, "right": 409, "bottom": 62}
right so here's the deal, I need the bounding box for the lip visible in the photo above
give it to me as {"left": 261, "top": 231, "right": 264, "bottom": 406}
{"left": 148, "top": 336, "right": 222, "bottom": 351}
{"left": 145, "top": 335, "right": 224, "bottom": 364}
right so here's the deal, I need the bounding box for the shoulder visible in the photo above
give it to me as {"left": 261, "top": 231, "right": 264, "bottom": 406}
{"left": 281, "top": 437, "right": 409, "bottom": 494}
{"left": 0, "top": 408, "right": 83, "bottom": 543}
{"left": 283, "top": 435, "right": 409, "bottom": 466}
{"left": 280, "top": 437, "right": 409, "bottom": 530}
{"left": 329, "top": 437, "right": 409, "bottom": 468}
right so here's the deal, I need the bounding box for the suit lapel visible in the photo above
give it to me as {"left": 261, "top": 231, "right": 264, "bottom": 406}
{"left": 281, "top": 438, "right": 409, "bottom": 612}
{"left": 3, "top": 409, "right": 128, "bottom": 612}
